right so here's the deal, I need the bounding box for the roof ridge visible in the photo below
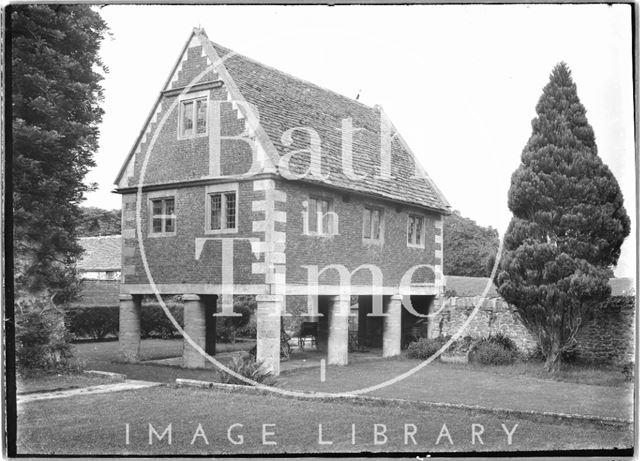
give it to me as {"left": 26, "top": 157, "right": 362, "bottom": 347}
{"left": 208, "top": 39, "right": 376, "bottom": 113}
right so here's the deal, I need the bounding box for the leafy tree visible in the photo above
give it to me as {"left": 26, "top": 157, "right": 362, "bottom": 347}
{"left": 496, "top": 63, "right": 630, "bottom": 372}
{"left": 443, "top": 210, "right": 499, "bottom": 277}
{"left": 12, "top": 5, "right": 108, "bottom": 302}
{"left": 78, "top": 207, "right": 122, "bottom": 237}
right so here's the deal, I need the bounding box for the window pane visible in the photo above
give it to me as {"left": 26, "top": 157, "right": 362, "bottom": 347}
{"left": 152, "top": 200, "right": 163, "bottom": 216}
{"left": 196, "top": 99, "right": 207, "bottom": 134}
{"left": 182, "top": 101, "right": 194, "bottom": 136}
{"left": 225, "top": 192, "right": 236, "bottom": 229}
{"left": 165, "top": 199, "right": 175, "bottom": 216}
{"left": 416, "top": 217, "right": 423, "bottom": 245}
{"left": 165, "top": 217, "right": 174, "bottom": 233}
{"left": 211, "top": 194, "right": 221, "bottom": 230}
{"left": 363, "top": 208, "right": 371, "bottom": 239}
{"left": 372, "top": 209, "right": 380, "bottom": 240}
{"left": 308, "top": 198, "right": 317, "bottom": 233}
{"left": 321, "top": 200, "right": 330, "bottom": 234}
{"left": 408, "top": 216, "right": 415, "bottom": 244}
{"left": 152, "top": 218, "right": 163, "bottom": 233}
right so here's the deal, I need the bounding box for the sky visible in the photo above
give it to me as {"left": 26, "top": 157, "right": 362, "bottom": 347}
{"left": 86, "top": 4, "right": 636, "bottom": 280}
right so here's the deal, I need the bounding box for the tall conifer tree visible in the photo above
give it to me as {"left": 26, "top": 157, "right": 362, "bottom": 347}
{"left": 496, "top": 63, "right": 630, "bottom": 372}
{"left": 12, "top": 5, "right": 108, "bottom": 301}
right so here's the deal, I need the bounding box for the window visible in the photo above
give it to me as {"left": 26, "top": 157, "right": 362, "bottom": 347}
{"left": 179, "top": 97, "right": 207, "bottom": 138}
{"left": 207, "top": 189, "right": 238, "bottom": 233}
{"left": 307, "top": 197, "right": 335, "bottom": 235}
{"left": 407, "top": 214, "right": 425, "bottom": 247}
{"left": 363, "top": 206, "right": 384, "bottom": 243}
{"left": 150, "top": 197, "right": 176, "bottom": 235}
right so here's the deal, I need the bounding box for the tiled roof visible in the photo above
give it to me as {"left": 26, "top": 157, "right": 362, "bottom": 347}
{"left": 444, "top": 275, "right": 635, "bottom": 298}
{"left": 69, "top": 279, "right": 120, "bottom": 308}
{"left": 209, "top": 39, "right": 450, "bottom": 213}
{"left": 77, "top": 236, "right": 121, "bottom": 271}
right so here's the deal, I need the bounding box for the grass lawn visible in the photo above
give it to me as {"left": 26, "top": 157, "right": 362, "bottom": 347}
{"left": 459, "top": 360, "right": 631, "bottom": 388}
{"left": 68, "top": 339, "right": 633, "bottom": 421}
{"left": 15, "top": 385, "right": 632, "bottom": 455}
{"left": 276, "top": 358, "right": 633, "bottom": 420}
{"left": 16, "top": 373, "right": 123, "bottom": 395}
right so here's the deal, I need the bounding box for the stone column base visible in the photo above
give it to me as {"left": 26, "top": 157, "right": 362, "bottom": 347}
{"left": 257, "top": 294, "right": 283, "bottom": 376}
{"left": 383, "top": 295, "right": 402, "bottom": 357}
{"left": 183, "top": 294, "right": 206, "bottom": 369}
{"left": 328, "top": 294, "right": 350, "bottom": 365}
{"left": 119, "top": 294, "right": 142, "bottom": 362}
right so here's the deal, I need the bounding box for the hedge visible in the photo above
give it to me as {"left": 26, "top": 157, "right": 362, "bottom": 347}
{"left": 65, "top": 304, "right": 184, "bottom": 341}
{"left": 65, "top": 296, "right": 257, "bottom": 342}
{"left": 65, "top": 306, "right": 119, "bottom": 341}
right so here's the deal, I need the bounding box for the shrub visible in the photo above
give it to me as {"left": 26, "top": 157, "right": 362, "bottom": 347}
{"left": 141, "top": 304, "right": 183, "bottom": 339}
{"left": 16, "top": 298, "right": 74, "bottom": 374}
{"left": 488, "top": 332, "right": 518, "bottom": 352}
{"left": 216, "top": 298, "right": 255, "bottom": 343}
{"left": 524, "top": 342, "right": 577, "bottom": 363}
{"left": 450, "top": 335, "right": 474, "bottom": 355}
{"left": 476, "top": 342, "right": 518, "bottom": 365}
{"left": 526, "top": 344, "right": 545, "bottom": 362}
{"left": 236, "top": 315, "right": 257, "bottom": 339}
{"left": 66, "top": 306, "right": 118, "bottom": 340}
{"left": 469, "top": 337, "right": 519, "bottom": 366}
{"left": 217, "top": 355, "right": 276, "bottom": 386}
{"left": 406, "top": 336, "right": 451, "bottom": 360}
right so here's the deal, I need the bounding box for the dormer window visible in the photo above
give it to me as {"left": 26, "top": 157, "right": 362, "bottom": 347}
{"left": 179, "top": 95, "right": 208, "bottom": 139}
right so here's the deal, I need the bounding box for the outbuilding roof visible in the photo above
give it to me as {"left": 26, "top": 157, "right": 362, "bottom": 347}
{"left": 77, "top": 236, "right": 121, "bottom": 272}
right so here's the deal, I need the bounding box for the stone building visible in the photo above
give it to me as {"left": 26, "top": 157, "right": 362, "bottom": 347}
{"left": 113, "top": 28, "right": 451, "bottom": 374}
{"left": 69, "top": 236, "right": 121, "bottom": 310}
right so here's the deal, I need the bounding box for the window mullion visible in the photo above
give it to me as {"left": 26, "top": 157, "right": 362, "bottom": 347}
{"left": 221, "top": 193, "right": 227, "bottom": 230}
{"left": 162, "top": 199, "right": 166, "bottom": 233}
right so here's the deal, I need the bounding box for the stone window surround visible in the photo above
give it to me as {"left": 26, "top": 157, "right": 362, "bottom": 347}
{"left": 205, "top": 182, "right": 239, "bottom": 235}
{"left": 177, "top": 89, "right": 209, "bottom": 140}
{"left": 305, "top": 194, "right": 337, "bottom": 237}
{"left": 362, "top": 204, "right": 385, "bottom": 245}
{"left": 148, "top": 189, "right": 177, "bottom": 237}
{"left": 407, "top": 213, "right": 426, "bottom": 249}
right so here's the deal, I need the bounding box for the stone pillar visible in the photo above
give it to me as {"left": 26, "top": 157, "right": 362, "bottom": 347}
{"left": 256, "top": 294, "right": 283, "bottom": 376}
{"left": 383, "top": 295, "right": 402, "bottom": 358}
{"left": 183, "top": 294, "right": 206, "bottom": 369}
{"left": 119, "top": 294, "right": 142, "bottom": 362}
{"left": 328, "top": 294, "right": 350, "bottom": 365}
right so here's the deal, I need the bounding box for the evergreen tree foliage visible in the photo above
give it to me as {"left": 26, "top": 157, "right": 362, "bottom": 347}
{"left": 12, "top": 5, "right": 108, "bottom": 302}
{"left": 443, "top": 211, "right": 499, "bottom": 277}
{"left": 77, "top": 207, "right": 122, "bottom": 237}
{"left": 496, "top": 63, "right": 630, "bottom": 372}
